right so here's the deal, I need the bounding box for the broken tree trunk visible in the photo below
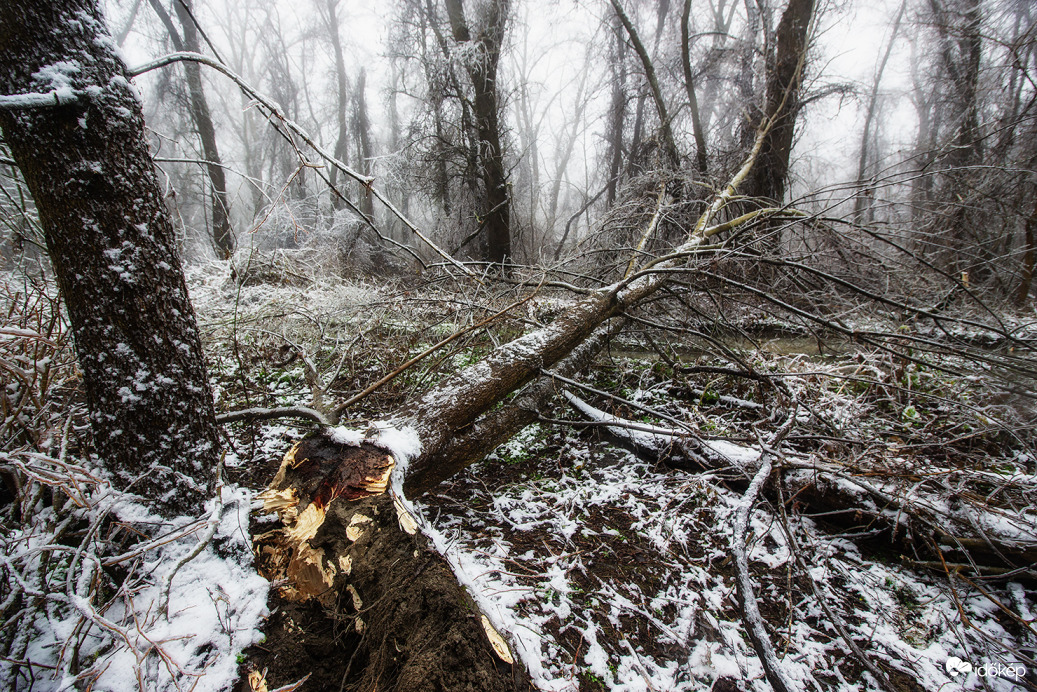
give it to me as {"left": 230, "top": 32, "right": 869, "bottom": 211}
{"left": 250, "top": 323, "right": 623, "bottom": 689}
{"left": 255, "top": 436, "right": 525, "bottom": 691}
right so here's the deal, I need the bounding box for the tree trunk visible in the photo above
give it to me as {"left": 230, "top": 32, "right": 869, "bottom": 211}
{"left": 147, "top": 0, "right": 234, "bottom": 259}
{"left": 853, "top": 1, "right": 904, "bottom": 224}
{"left": 0, "top": 0, "right": 221, "bottom": 514}
{"left": 323, "top": 0, "right": 351, "bottom": 211}
{"left": 610, "top": 0, "right": 680, "bottom": 168}
{"left": 445, "top": 0, "right": 512, "bottom": 266}
{"left": 605, "top": 13, "right": 627, "bottom": 207}
{"left": 743, "top": 0, "right": 815, "bottom": 205}
{"left": 681, "top": 0, "right": 709, "bottom": 176}
{"left": 172, "top": 0, "right": 234, "bottom": 258}
{"left": 353, "top": 69, "right": 375, "bottom": 220}
{"left": 1017, "top": 192, "right": 1037, "bottom": 306}
{"left": 255, "top": 439, "right": 528, "bottom": 691}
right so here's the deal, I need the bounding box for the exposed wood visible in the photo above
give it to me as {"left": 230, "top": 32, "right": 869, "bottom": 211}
{"left": 254, "top": 434, "right": 528, "bottom": 691}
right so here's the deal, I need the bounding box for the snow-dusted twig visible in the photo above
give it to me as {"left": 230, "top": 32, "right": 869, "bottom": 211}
{"left": 0, "top": 89, "right": 79, "bottom": 110}
{"left": 731, "top": 411, "right": 801, "bottom": 692}
{"left": 216, "top": 405, "right": 333, "bottom": 426}
{"left": 775, "top": 478, "right": 896, "bottom": 690}
{"left": 160, "top": 454, "right": 226, "bottom": 619}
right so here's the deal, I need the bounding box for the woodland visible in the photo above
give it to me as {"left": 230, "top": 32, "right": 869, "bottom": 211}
{"left": 0, "top": 0, "right": 1035, "bottom": 690}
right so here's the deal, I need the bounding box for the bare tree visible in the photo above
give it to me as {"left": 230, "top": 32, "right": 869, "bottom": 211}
{"left": 147, "top": 0, "right": 235, "bottom": 258}
{"left": 742, "top": 0, "right": 816, "bottom": 204}
{"left": 318, "top": 0, "right": 352, "bottom": 211}
{"left": 853, "top": 1, "right": 905, "bottom": 224}
{"left": 611, "top": 0, "right": 680, "bottom": 169}
{"left": 352, "top": 68, "right": 375, "bottom": 219}
{"left": 444, "top": 0, "right": 513, "bottom": 265}
{"left": 681, "top": 0, "right": 710, "bottom": 175}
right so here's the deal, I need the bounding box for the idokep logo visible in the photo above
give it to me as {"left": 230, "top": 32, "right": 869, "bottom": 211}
{"left": 946, "top": 656, "right": 1027, "bottom": 681}
{"left": 946, "top": 656, "right": 973, "bottom": 677}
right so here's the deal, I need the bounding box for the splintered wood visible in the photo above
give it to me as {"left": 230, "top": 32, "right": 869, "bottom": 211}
{"left": 251, "top": 430, "right": 525, "bottom": 687}
{"left": 254, "top": 434, "right": 396, "bottom": 602}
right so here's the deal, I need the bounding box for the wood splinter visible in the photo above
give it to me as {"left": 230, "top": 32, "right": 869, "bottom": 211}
{"left": 252, "top": 430, "right": 527, "bottom": 690}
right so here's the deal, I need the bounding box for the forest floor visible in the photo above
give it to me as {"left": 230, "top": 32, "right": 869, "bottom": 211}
{"left": 180, "top": 259, "right": 1037, "bottom": 692}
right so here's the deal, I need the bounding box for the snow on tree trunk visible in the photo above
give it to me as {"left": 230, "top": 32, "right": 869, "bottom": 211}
{"left": 0, "top": 0, "right": 221, "bottom": 514}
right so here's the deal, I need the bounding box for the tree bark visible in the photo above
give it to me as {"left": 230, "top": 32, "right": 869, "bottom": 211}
{"left": 604, "top": 12, "right": 628, "bottom": 207}
{"left": 445, "top": 0, "right": 512, "bottom": 266}
{"left": 742, "top": 0, "right": 815, "bottom": 204}
{"left": 352, "top": 68, "right": 375, "bottom": 220}
{"left": 853, "top": 1, "right": 904, "bottom": 225}
{"left": 0, "top": 0, "right": 221, "bottom": 514}
{"left": 1017, "top": 192, "right": 1037, "bottom": 306}
{"left": 172, "top": 0, "right": 234, "bottom": 258}
{"left": 681, "top": 0, "right": 709, "bottom": 176}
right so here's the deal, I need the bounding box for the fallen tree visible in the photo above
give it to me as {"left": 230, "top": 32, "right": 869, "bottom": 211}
{"left": 241, "top": 122, "right": 1036, "bottom": 691}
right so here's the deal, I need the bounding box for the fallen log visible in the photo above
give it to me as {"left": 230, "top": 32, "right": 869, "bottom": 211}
{"left": 562, "top": 391, "right": 1037, "bottom": 573}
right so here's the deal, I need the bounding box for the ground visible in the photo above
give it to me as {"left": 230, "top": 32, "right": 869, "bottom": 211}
{"left": 193, "top": 261, "right": 1035, "bottom": 692}
{"left": 0, "top": 259, "right": 1033, "bottom": 691}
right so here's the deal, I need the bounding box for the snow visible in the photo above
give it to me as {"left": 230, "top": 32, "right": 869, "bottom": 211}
{"left": 327, "top": 425, "right": 365, "bottom": 446}
{"left": 14, "top": 265, "right": 1022, "bottom": 691}
{"left": 3, "top": 481, "right": 268, "bottom": 692}
{"left": 413, "top": 423, "right": 1037, "bottom": 692}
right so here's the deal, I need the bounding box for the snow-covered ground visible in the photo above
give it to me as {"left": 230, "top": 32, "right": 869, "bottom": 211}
{"left": 2, "top": 263, "right": 1034, "bottom": 691}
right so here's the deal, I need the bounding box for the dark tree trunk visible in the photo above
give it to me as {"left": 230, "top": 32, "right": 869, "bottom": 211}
{"left": 353, "top": 69, "right": 375, "bottom": 220}
{"left": 147, "top": 0, "right": 234, "bottom": 259}
{"left": 743, "top": 0, "right": 815, "bottom": 204}
{"left": 681, "top": 0, "right": 709, "bottom": 176}
{"left": 1018, "top": 193, "right": 1037, "bottom": 306}
{"left": 323, "top": 0, "right": 351, "bottom": 211}
{"left": 605, "top": 13, "right": 627, "bottom": 207}
{"left": 445, "top": 0, "right": 511, "bottom": 266}
{"left": 0, "top": 0, "right": 221, "bottom": 514}
{"left": 172, "top": 0, "right": 233, "bottom": 258}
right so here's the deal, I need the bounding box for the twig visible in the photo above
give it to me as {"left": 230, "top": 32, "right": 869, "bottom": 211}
{"left": 731, "top": 410, "right": 800, "bottom": 692}
{"left": 216, "top": 406, "right": 332, "bottom": 426}
{"left": 332, "top": 289, "right": 539, "bottom": 419}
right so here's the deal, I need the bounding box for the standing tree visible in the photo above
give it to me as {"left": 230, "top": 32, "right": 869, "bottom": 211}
{"left": 743, "top": 0, "right": 816, "bottom": 205}
{"left": 0, "top": 0, "right": 221, "bottom": 514}
{"left": 146, "top": 0, "right": 235, "bottom": 259}
{"left": 318, "top": 0, "right": 352, "bottom": 211}
{"left": 444, "top": 0, "right": 512, "bottom": 265}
